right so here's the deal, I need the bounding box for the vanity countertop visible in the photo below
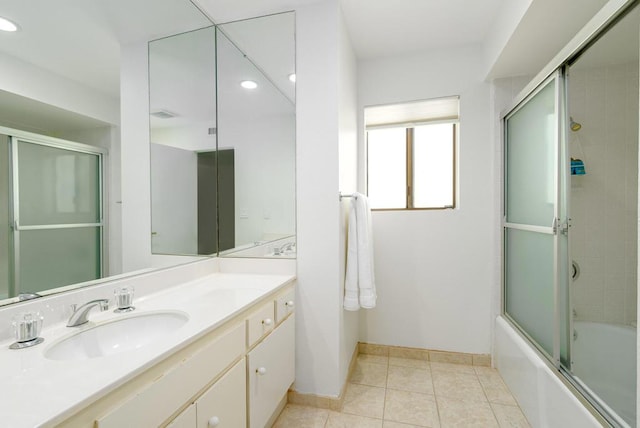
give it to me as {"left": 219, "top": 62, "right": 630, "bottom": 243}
{"left": 0, "top": 272, "right": 295, "bottom": 428}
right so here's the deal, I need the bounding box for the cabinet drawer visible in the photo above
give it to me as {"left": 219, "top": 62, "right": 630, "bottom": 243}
{"left": 195, "top": 358, "right": 246, "bottom": 428}
{"left": 247, "top": 315, "right": 295, "bottom": 428}
{"left": 167, "top": 404, "right": 196, "bottom": 428}
{"left": 96, "top": 322, "right": 245, "bottom": 428}
{"left": 275, "top": 287, "right": 295, "bottom": 324}
{"left": 247, "top": 301, "right": 275, "bottom": 347}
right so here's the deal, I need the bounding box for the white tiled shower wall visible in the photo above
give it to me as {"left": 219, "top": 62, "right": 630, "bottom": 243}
{"left": 569, "top": 61, "right": 639, "bottom": 325}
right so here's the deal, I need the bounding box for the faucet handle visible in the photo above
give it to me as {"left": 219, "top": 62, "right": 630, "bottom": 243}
{"left": 10, "top": 311, "right": 45, "bottom": 349}
{"left": 114, "top": 286, "right": 135, "bottom": 313}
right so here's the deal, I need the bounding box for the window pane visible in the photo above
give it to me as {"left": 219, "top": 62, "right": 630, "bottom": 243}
{"left": 413, "top": 123, "right": 454, "bottom": 208}
{"left": 367, "top": 128, "right": 406, "bottom": 209}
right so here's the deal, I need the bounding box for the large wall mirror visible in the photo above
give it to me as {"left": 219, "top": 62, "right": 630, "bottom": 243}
{"left": 149, "top": 13, "right": 296, "bottom": 259}
{"left": 0, "top": 0, "right": 295, "bottom": 308}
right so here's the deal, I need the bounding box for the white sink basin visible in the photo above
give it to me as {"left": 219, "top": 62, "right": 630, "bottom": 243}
{"left": 44, "top": 311, "right": 189, "bottom": 361}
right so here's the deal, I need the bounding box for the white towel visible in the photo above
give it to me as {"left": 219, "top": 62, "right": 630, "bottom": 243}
{"left": 344, "top": 192, "right": 376, "bottom": 311}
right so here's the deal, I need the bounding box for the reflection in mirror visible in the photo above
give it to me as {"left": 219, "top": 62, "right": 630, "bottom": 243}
{"left": 216, "top": 24, "right": 296, "bottom": 257}
{"left": 148, "top": 12, "right": 296, "bottom": 259}
{"left": 0, "top": 0, "right": 213, "bottom": 306}
{"left": 149, "top": 27, "right": 218, "bottom": 255}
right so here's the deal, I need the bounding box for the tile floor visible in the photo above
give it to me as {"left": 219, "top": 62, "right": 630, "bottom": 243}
{"left": 273, "top": 354, "right": 531, "bottom": 427}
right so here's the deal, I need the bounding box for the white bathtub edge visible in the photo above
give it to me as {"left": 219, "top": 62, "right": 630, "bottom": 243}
{"left": 495, "top": 316, "right": 602, "bottom": 428}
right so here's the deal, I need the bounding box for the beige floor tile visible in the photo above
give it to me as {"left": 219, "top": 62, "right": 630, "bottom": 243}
{"left": 384, "top": 389, "right": 440, "bottom": 427}
{"left": 430, "top": 362, "right": 476, "bottom": 375}
{"left": 383, "top": 422, "right": 423, "bottom": 428}
{"left": 432, "top": 371, "right": 487, "bottom": 402}
{"left": 389, "top": 357, "right": 430, "bottom": 369}
{"left": 342, "top": 383, "right": 386, "bottom": 419}
{"left": 272, "top": 404, "right": 329, "bottom": 428}
{"left": 475, "top": 368, "right": 518, "bottom": 405}
{"left": 491, "top": 403, "right": 531, "bottom": 428}
{"left": 473, "top": 366, "right": 499, "bottom": 378}
{"left": 387, "top": 365, "right": 434, "bottom": 395}
{"left": 481, "top": 383, "right": 518, "bottom": 406}
{"left": 326, "top": 411, "right": 383, "bottom": 428}
{"left": 350, "top": 360, "right": 388, "bottom": 387}
{"left": 359, "top": 353, "right": 390, "bottom": 365}
{"left": 437, "top": 397, "right": 499, "bottom": 428}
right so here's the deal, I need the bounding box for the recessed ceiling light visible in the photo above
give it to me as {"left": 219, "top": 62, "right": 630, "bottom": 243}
{"left": 240, "top": 80, "right": 258, "bottom": 89}
{"left": 0, "top": 16, "right": 18, "bottom": 32}
{"left": 288, "top": 73, "right": 296, "bottom": 83}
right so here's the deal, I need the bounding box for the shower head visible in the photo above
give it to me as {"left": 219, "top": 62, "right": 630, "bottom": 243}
{"left": 570, "top": 117, "right": 582, "bottom": 132}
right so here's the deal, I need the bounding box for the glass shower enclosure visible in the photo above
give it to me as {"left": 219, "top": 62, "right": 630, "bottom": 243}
{"left": 0, "top": 131, "right": 104, "bottom": 299}
{"left": 502, "top": 4, "right": 639, "bottom": 426}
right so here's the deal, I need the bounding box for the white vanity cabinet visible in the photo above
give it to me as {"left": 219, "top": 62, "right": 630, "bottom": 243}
{"left": 275, "top": 288, "right": 295, "bottom": 324}
{"left": 194, "top": 358, "right": 246, "bottom": 427}
{"left": 247, "top": 315, "right": 295, "bottom": 428}
{"left": 168, "top": 359, "right": 246, "bottom": 428}
{"left": 57, "top": 281, "right": 295, "bottom": 428}
{"left": 167, "top": 404, "right": 196, "bottom": 428}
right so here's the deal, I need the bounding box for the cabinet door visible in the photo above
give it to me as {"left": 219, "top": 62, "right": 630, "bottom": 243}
{"left": 247, "top": 315, "right": 295, "bottom": 428}
{"left": 167, "top": 404, "right": 196, "bottom": 428}
{"left": 196, "top": 358, "right": 246, "bottom": 428}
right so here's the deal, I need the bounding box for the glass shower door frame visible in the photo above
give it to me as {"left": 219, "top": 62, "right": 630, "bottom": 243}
{"left": 502, "top": 69, "right": 570, "bottom": 368}
{"left": 9, "top": 135, "right": 105, "bottom": 295}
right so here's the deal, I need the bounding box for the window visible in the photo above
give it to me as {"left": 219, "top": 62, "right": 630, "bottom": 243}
{"left": 365, "top": 97, "right": 458, "bottom": 210}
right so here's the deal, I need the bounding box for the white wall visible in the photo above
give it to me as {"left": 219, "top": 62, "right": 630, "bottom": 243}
{"left": 150, "top": 143, "right": 198, "bottom": 255}
{"left": 120, "top": 42, "right": 153, "bottom": 272}
{"left": 218, "top": 113, "right": 296, "bottom": 247}
{"left": 294, "top": 0, "right": 343, "bottom": 397}
{"left": 481, "top": 0, "right": 532, "bottom": 79}
{"left": 0, "top": 52, "right": 119, "bottom": 125}
{"left": 357, "top": 45, "right": 496, "bottom": 354}
{"left": 338, "top": 6, "right": 360, "bottom": 386}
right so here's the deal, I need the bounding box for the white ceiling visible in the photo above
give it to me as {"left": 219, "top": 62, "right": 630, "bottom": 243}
{"left": 340, "top": 0, "right": 505, "bottom": 59}
{"left": 0, "top": 0, "right": 211, "bottom": 98}
{"left": 0, "top": 0, "right": 617, "bottom": 134}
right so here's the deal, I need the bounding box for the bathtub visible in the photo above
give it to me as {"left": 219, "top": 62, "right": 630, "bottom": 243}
{"left": 495, "top": 316, "right": 602, "bottom": 428}
{"left": 572, "top": 321, "right": 637, "bottom": 426}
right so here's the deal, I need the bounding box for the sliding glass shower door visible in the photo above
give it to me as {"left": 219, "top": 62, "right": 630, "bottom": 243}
{"left": 503, "top": 71, "right": 571, "bottom": 366}
{"left": 10, "top": 137, "right": 103, "bottom": 295}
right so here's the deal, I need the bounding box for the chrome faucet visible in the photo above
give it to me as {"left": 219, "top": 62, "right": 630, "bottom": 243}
{"left": 275, "top": 242, "right": 295, "bottom": 255}
{"left": 67, "top": 299, "right": 109, "bottom": 327}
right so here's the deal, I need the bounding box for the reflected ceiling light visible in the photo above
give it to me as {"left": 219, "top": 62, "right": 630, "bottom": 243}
{"left": 0, "top": 16, "right": 18, "bottom": 32}
{"left": 240, "top": 80, "right": 258, "bottom": 89}
{"left": 288, "top": 73, "right": 296, "bottom": 83}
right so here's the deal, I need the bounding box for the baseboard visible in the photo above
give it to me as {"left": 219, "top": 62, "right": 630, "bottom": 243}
{"left": 359, "top": 342, "right": 491, "bottom": 366}
{"left": 287, "top": 342, "right": 359, "bottom": 411}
